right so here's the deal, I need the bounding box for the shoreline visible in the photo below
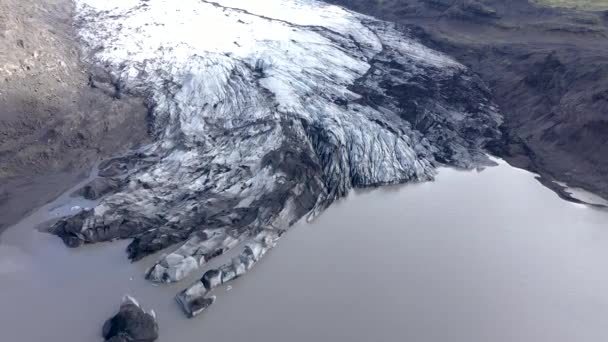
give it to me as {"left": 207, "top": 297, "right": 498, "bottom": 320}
{"left": 3, "top": 153, "right": 607, "bottom": 239}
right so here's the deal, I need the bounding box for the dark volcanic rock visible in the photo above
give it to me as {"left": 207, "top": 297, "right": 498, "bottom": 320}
{"left": 102, "top": 296, "right": 158, "bottom": 342}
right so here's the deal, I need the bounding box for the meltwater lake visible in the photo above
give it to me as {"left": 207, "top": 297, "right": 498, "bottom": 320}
{"left": 1, "top": 159, "right": 607, "bottom": 342}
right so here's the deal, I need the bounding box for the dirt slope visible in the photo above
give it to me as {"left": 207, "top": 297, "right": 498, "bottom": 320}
{"left": 0, "top": 0, "right": 149, "bottom": 231}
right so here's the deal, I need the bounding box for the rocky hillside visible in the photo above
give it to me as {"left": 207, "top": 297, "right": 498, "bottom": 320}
{"left": 326, "top": 0, "right": 608, "bottom": 200}
{"left": 0, "top": 0, "right": 149, "bottom": 231}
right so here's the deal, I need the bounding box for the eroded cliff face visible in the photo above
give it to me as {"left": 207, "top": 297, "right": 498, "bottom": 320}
{"left": 50, "top": 0, "right": 501, "bottom": 313}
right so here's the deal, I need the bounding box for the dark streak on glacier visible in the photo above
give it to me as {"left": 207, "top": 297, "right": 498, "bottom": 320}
{"left": 50, "top": 0, "right": 502, "bottom": 317}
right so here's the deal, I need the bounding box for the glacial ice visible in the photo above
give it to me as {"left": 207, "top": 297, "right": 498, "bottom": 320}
{"left": 51, "top": 0, "right": 501, "bottom": 316}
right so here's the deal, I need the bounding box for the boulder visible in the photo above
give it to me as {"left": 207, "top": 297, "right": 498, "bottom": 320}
{"left": 102, "top": 296, "right": 158, "bottom": 342}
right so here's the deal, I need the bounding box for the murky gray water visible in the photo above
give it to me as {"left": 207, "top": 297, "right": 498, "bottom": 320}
{"left": 1, "top": 159, "right": 607, "bottom": 342}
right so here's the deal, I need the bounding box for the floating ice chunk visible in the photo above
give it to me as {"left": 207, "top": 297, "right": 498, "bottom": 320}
{"left": 176, "top": 230, "right": 280, "bottom": 317}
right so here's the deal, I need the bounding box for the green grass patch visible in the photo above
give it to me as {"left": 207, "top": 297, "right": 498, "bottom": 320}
{"left": 533, "top": 0, "right": 608, "bottom": 11}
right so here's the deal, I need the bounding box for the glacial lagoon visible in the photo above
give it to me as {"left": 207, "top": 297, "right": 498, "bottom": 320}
{"left": 1, "top": 159, "right": 607, "bottom": 342}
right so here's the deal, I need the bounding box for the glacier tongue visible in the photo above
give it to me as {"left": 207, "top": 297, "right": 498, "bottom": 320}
{"left": 51, "top": 0, "right": 501, "bottom": 312}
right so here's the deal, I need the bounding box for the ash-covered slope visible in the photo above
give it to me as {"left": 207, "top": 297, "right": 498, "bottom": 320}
{"left": 51, "top": 0, "right": 500, "bottom": 307}
{"left": 326, "top": 0, "right": 608, "bottom": 201}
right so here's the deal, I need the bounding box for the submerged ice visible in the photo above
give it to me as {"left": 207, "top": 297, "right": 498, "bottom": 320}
{"left": 51, "top": 0, "right": 501, "bottom": 316}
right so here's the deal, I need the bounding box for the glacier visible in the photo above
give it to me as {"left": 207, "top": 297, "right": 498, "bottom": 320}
{"left": 51, "top": 0, "right": 502, "bottom": 316}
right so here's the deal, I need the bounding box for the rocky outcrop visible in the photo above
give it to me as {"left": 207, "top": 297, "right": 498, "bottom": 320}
{"left": 50, "top": 0, "right": 501, "bottom": 317}
{"left": 102, "top": 296, "right": 158, "bottom": 342}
